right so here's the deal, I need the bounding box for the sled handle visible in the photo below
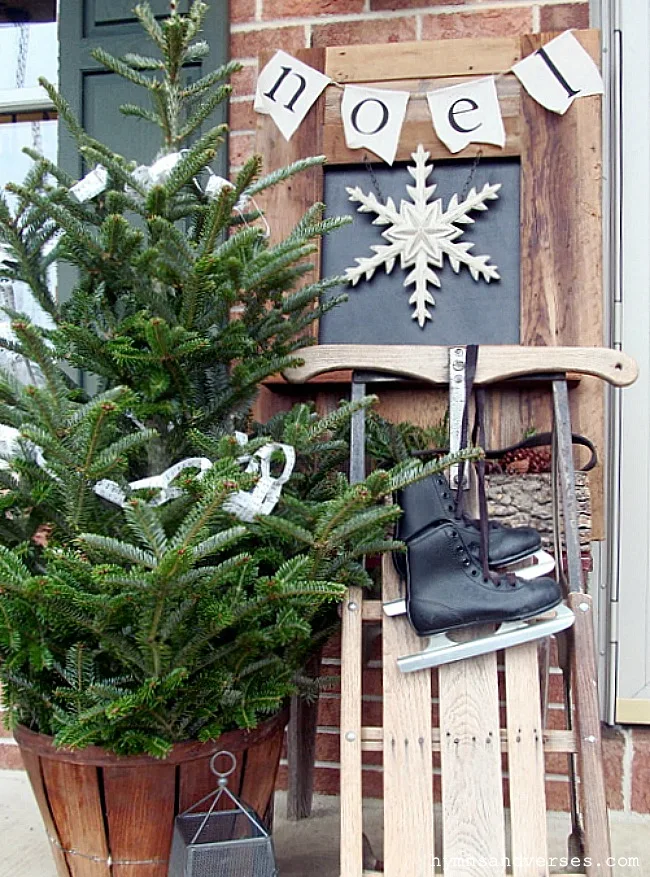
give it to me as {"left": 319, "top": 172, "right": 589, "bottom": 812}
{"left": 283, "top": 345, "right": 638, "bottom": 388}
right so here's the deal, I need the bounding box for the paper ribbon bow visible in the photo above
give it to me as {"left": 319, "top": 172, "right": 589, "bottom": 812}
{"left": 222, "top": 436, "right": 296, "bottom": 522}
{"left": 94, "top": 456, "right": 213, "bottom": 509}
{"left": 94, "top": 437, "right": 295, "bottom": 521}
{"left": 131, "top": 152, "right": 184, "bottom": 191}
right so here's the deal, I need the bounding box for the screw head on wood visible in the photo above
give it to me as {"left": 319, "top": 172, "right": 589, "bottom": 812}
{"left": 348, "top": 601, "right": 358, "bottom": 612}
{"left": 345, "top": 731, "right": 357, "bottom": 742}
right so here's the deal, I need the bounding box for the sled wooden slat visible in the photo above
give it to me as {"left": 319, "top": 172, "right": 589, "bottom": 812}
{"left": 381, "top": 554, "right": 434, "bottom": 876}
{"left": 360, "top": 726, "right": 579, "bottom": 753}
{"left": 439, "top": 650, "right": 506, "bottom": 877}
{"left": 505, "top": 642, "right": 550, "bottom": 876}
{"left": 340, "top": 584, "right": 365, "bottom": 876}
{"left": 567, "top": 592, "right": 612, "bottom": 877}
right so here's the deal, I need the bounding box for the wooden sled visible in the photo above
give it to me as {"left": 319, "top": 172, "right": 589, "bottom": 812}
{"left": 284, "top": 344, "right": 637, "bottom": 877}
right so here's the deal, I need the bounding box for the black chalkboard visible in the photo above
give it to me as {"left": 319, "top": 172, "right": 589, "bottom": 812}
{"left": 320, "top": 156, "right": 520, "bottom": 346}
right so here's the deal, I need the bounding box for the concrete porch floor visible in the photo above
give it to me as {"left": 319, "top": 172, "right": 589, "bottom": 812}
{"left": 1, "top": 770, "right": 648, "bottom": 875}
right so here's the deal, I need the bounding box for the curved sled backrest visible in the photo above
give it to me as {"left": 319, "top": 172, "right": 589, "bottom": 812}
{"left": 283, "top": 345, "right": 638, "bottom": 388}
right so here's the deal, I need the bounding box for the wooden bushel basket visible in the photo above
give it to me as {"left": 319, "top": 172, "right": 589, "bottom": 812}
{"left": 14, "top": 709, "right": 288, "bottom": 877}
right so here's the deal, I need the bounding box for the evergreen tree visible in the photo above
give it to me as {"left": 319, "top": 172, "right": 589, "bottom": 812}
{"left": 0, "top": 1, "right": 476, "bottom": 754}
{"left": 0, "top": 0, "right": 349, "bottom": 473}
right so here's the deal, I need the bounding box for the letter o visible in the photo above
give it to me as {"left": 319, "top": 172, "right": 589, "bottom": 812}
{"left": 350, "top": 98, "right": 390, "bottom": 136}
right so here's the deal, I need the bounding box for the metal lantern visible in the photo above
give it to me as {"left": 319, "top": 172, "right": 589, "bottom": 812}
{"left": 168, "top": 750, "right": 279, "bottom": 877}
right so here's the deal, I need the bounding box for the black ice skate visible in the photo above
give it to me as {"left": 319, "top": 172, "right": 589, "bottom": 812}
{"left": 396, "top": 471, "right": 554, "bottom": 574}
{"left": 386, "top": 471, "right": 555, "bottom": 619}
{"left": 394, "top": 519, "right": 574, "bottom": 672}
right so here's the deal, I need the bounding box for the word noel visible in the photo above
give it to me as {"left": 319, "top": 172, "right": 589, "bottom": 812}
{"left": 255, "top": 31, "right": 603, "bottom": 164}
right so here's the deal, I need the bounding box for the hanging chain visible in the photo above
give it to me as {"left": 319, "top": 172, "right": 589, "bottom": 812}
{"left": 460, "top": 149, "right": 484, "bottom": 201}
{"left": 364, "top": 156, "right": 384, "bottom": 202}
{"left": 365, "top": 147, "right": 484, "bottom": 205}
{"left": 14, "top": 23, "right": 43, "bottom": 155}
{"left": 15, "top": 23, "right": 28, "bottom": 88}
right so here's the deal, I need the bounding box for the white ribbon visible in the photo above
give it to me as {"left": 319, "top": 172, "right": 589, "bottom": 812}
{"left": 94, "top": 457, "right": 213, "bottom": 509}
{"left": 203, "top": 173, "right": 270, "bottom": 238}
{"left": 69, "top": 166, "right": 108, "bottom": 202}
{"left": 223, "top": 439, "right": 296, "bottom": 522}
{"left": 131, "top": 152, "right": 184, "bottom": 191}
{"left": 93, "top": 439, "right": 295, "bottom": 520}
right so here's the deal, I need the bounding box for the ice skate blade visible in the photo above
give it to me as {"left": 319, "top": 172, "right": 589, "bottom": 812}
{"left": 500, "top": 549, "right": 555, "bottom": 581}
{"left": 397, "top": 603, "right": 575, "bottom": 672}
{"left": 383, "top": 598, "right": 406, "bottom": 617}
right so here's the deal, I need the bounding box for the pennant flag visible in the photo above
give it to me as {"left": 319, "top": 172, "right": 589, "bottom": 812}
{"left": 426, "top": 76, "right": 505, "bottom": 154}
{"left": 254, "top": 50, "right": 331, "bottom": 140}
{"left": 341, "top": 85, "right": 410, "bottom": 165}
{"left": 512, "top": 30, "right": 603, "bottom": 115}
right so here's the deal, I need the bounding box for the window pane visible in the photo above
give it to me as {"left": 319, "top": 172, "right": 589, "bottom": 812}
{"left": 0, "top": 120, "right": 57, "bottom": 323}
{"left": 0, "top": 22, "right": 58, "bottom": 90}
{"left": 0, "top": 119, "right": 57, "bottom": 192}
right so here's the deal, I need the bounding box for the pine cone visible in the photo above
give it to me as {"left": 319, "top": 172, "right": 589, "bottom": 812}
{"left": 501, "top": 446, "right": 552, "bottom": 474}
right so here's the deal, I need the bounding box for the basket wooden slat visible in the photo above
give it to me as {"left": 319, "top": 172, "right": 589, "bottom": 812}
{"left": 15, "top": 709, "right": 288, "bottom": 877}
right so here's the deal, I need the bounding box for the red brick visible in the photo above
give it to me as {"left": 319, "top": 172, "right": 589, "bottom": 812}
{"left": 230, "top": 25, "right": 307, "bottom": 60}
{"left": 372, "top": 0, "right": 460, "bottom": 8}
{"left": 322, "top": 633, "right": 341, "bottom": 659}
{"left": 0, "top": 712, "right": 12, "bottom": 738}
{"left": 362, "top": 768, "right": 383, "bottom": 798}
{"left": 547, "top": 671, "right": 565, "bottom": 705}
{"left": 0, "top": 740, "right": 24, "bottom": 770}
{"left": 601, "top": 727, "right": 625, "bottom": 811}
{"left": 315, "top": 730, "right": 339, "bottom": 763}
{"left": 228, "top": 133, "right": 255, "bottom": 168}
{"left": 230, "top": 64, "right": 258, "bottom": 99}
{"left": 421, "top": 7, "right": 533, "bottom": 41}
{"left": 544, "top": 777, "right": 571, "bottom": 812}
{"left": 311, "top": 16, "right": 417, "bottom": 48}
{"left": 539, "top": 3, "right": 589, "bottom": 31}
{"left": 231, "top": 0, "right": 257, "bottom": 24}
{"left": 229, "top": 99, "right": 256, "bottom": 134}
{"left": 363, "top": 668, "right": 383, "bottom": 698}
{"left": 545, "top": 752, "right": 571, "bottom": 776}
{"left": 263, "top": 0, "right": 365, "bottom": 18}
{"left": 631, "top": 728, "right": 650, "bottom": 813}
{"left": 546, "top": 705, "right": 569, "bottom": 731}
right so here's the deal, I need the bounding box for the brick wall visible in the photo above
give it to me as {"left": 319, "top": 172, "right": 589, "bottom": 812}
{"left": 225, "top": 0, "right": 650, "bottom": 815}
{"left": 228, "top": 0, "right": 590, "bottom": 174}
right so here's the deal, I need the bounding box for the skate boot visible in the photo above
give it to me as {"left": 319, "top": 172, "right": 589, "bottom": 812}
{"left": 395, "top": 519, "right": 574, "bottom": 672}
{"left": 394, "top": 472, "right": 554, "bottom": 580}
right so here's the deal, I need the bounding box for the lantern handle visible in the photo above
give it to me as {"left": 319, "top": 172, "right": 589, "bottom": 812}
{"left": 209, "top": 750, "right": 237, "bottom": 783}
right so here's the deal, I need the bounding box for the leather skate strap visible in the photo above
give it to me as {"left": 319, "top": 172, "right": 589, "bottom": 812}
{"left": 414, "top": 426, "right": 597, "bottom": 472}
{"left": 475, "top": 385, "right": 491, "bottom": 580}
{"left": 454, "top": 344, "right": 479, "bottom": 519}
{"left": 484, "top": 430, "right": 597, "bottom": 472}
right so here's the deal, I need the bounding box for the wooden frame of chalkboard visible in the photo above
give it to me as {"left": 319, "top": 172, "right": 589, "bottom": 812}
{"left": 254, "top": 31, "right": 605, "bottom": 536}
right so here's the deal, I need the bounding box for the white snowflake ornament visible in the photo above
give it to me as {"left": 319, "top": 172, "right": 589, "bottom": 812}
{"left": 344, "top": 144, "right": 501, "bottom": 328}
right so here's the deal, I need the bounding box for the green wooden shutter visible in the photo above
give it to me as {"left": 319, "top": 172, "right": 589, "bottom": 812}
{"left": 58, "top": 0, "right": 229, "bottom": 177}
